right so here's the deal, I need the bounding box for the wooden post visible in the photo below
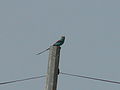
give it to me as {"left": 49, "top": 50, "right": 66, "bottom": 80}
{"left": 45, "top": 46, "right": 61, "bottom": 90}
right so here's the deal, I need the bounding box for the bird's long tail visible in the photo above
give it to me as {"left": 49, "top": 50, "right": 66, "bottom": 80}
{"left": 36, "top": 48, "right": 50, "bottom": 55}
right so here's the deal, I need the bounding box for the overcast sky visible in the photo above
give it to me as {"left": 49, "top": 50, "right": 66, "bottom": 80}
{"left": 0, "top": 0, "right": 120, "bottom": 90}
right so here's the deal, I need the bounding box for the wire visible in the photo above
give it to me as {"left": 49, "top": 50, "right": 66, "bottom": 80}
{"left": 1, "top": 72, "right": 120, "bottom": 86}
{"left": 0, "top": 75, "right": 46, "bottom": 85}
{"left": 60, "top": 72, "right": 120, "bottom": 85}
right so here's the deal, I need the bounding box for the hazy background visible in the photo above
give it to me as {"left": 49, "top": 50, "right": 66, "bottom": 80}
{"left": 0, "top": 0, "right": 120, "bottom": 90}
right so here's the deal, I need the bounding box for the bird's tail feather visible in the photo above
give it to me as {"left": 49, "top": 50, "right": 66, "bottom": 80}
{"left": 36, "top": 48, "right": 50, "bottom": 55}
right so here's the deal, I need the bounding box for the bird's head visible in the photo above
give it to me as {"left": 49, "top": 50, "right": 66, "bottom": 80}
{"left": 61, "top": 36, "right": 65, "bottom": 39}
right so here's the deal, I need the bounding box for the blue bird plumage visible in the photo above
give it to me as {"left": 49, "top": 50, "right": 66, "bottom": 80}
{"left": 53, "top": 36, "right": 65, "bottom": 46}
{"left": 36, "top": 36, "right": 65, "bottom": 55}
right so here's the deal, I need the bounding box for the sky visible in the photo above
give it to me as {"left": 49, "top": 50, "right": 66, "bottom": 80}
{"left": 0, "top": 0, "right": 120, "bottom": 90}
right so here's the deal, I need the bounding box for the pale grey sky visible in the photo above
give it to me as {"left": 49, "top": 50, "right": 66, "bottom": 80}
{"left": 0, "top": 0, "right": 120, "bottom": 90}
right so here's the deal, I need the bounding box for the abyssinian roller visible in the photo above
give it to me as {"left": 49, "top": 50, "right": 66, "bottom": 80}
{"left": 36, "top": 36, "right": 65, "bottom": 55}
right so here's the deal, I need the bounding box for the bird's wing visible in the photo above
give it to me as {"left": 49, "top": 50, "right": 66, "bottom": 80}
{"left": 53, "top": 40, "right": 62, "bottom": 45}
{"left": 55, "top": 40, "right": 62, "bottom": 43}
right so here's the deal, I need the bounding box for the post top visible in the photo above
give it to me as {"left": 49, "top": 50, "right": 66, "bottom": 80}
{"left": 50, "top": 46, "right": 61, "bottom": 49}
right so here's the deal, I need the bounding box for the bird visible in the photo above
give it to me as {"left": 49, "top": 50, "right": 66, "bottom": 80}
{"left": 53, "top": 36, "right": 65, "bottom": 46}
{"left": 36, "top": 36, "right": 65, "bottom": 55}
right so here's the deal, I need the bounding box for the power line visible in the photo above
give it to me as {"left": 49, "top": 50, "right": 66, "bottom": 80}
{"left": 0, "top": 75, "right": 45, "bottom": 85}
{"left": 0, "top": 71, "right": 120, "bottom": 86}
{"left": 60, "top": 72, "right": 120, "bottom": 85}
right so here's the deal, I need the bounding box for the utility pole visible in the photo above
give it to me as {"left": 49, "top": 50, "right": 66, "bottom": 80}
{"left": 45, "top": 46, "right": 61, "bottom": 90}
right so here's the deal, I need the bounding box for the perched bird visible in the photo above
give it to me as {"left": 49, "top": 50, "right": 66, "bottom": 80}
{"left": 36, "top": 36, "right": 65, "bottom": 55}
{"left": 53, "top": 36, "right": 65, "bottom": 46}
